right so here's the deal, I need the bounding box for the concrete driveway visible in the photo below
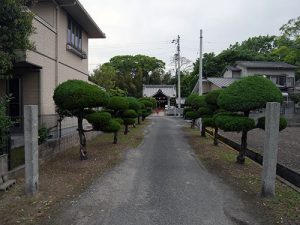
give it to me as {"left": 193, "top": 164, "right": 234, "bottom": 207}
{"left": 48, "top": 117, "right": 260, "bottom": 225}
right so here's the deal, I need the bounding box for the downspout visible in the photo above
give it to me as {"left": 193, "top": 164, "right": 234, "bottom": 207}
{"left": 54, "top": 3, "right": 59, "bottom": 87}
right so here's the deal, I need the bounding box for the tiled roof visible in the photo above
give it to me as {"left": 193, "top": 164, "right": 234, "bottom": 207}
{"left": 143, "top": 85, "right": 176, "bottom": 98}
{"left": 207, "top": 77, "right": 239, "bottom": 88}
{"left": 226, "top": 66, "right": 241, "bottom": 72}
{"left": 235, "top": 61, "right": 297, "bottom": 69}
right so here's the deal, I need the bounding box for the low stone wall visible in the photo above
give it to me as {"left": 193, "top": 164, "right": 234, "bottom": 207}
{"left": 7, "top": 131, "right": 101, "bottom": 178}
{"left": 39, "top": 131, "right": 101, "bottom": 162}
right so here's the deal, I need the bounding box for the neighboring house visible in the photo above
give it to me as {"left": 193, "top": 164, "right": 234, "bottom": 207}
{"left": 0, "top": 0, "right": 105, "bottom": 133}
{"left": 193, "top": 61, "right": 297, "bottom": 94}
{"left": 143, "top": 85, "right": 177, "bottom": 108}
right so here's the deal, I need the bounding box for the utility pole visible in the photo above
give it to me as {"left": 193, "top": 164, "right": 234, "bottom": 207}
{"left": 199, "top": 29, "right": 203, "bottom": 96}
{"left": 172, "top": 35, "right": 181, "bottom": 116}
{"left": 177, "top": 35, "right": 181, "bottom": 116}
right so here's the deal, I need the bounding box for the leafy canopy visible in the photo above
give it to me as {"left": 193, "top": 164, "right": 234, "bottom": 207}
{"left": 218, "top": 76, "right": 283, "bottom": 112}
{"left": 0, "top": 0, "right": 34, "bottom": 78}
{"left": 53, "top": 80, "right": 109, "bottom": 113}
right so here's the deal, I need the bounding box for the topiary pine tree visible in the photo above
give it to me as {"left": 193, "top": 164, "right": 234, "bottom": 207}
{"left": 217, "top": 76, "right": 283, "bottom": 164}
{"left": 122, "top": 109, "right": 138, "bottom": 134}
{"left": 138, "top": 98, "right": 154, "bottom": 121}
{"left": 202, "top": 89, "right": 224, "bottom": 145}
{"left": 53, "top": 80, "right": 109, "bottom": 160}
{"left": 127, "top": 97, "right": 141, "bottom": 126}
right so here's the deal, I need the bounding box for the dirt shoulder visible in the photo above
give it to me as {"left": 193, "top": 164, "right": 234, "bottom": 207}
{"left": 0, "top": 120, "right": 149, "bottom": 225}
{"left": 183, "top": 126, "right": 300, "bottom": 225}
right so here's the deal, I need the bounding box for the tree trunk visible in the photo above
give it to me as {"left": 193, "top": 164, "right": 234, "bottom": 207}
{"left": 201, "top": 125, "right": 206, "bottom": 137}
{"left": 142, "top": 116, "right": 145, "bottom": 121}
{"left": 113, "top": 132, "right": 118, "bottom": 144}
{"left": 213, "top": 127, "right": 218, "bottom": 146}
{"left": 138, "top": 116, "right": 141, "bottom": 125}
{"left": 236, "top": 111, "right": 250, "bottom": 164}
{"left": 124, "top": 124, "right": 129, "bottom": 135}
{"left": 78, "top": 115, "right": 87, "bottom": 160}
{"left": 191, "top": 119, "right": 195, "bottom": 129}
{"left": 236, "top": 130, "right": 247, "bottom": 164}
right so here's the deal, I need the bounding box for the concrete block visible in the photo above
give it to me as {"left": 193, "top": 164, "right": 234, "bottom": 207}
{"left": 24, "top": 105, "right": 39, "bottom": 195}
{"left": 261, "top": 102, "right": 280, "bottom": 198}
{"left": 0, "top": 179, "right": 16, "bottom": 191}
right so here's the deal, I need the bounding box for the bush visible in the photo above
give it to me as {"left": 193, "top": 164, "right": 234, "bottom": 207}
{"left": 38, "top": 126, "right": 49, "bottom": 145}
{"left": 191, "top": 95, "right": 206, "bottom": 109}
{"left": 257, "top": 116, "right": 287, "bottom": 131}
{"left": 123, "top": 118, "right": 136, "bottom": 125}
{"left": 122, "top": 109, "right": 138, "bottom": 118}
{"left": 214, "top": 114, "right": 255, "bottom": 132}
{"left": 185, "top": 93, "right": 199, "bottom": 106}
{"left": 108, "top": 96, "right": 129, "bottom": 112}
{"left": 218, "top": 76, "right": 283, "bottom": 112}
{"left": 197, "top": 107, "right": 213, "bottom": 117}
{"left": 202, "top": 117, "right": 215, "bottom": 127}
{"left": 186, "top": 111, "right": 199, "bottom": 120}
{"left": 114, "top": 118, "right": 124, "bottom": 125}
{"left": 139, "top": 99, "right": 153, "bottom": 108}
{"left": 85, "top": 111, "right": 111, "bottom": 131}
{"left": 102, "top": 119, "right": 121, "bottom": 133}
{"left": 127, "top": 97, "right": 140, "bottom": 111}
{"left": 183, "top": 107, "right": 193, "bottom": 117}
{"left": 205, "top": 89, "right": 223, "bottom": 105}
{"left": 0, "top": 96, "right": 12, "bottom": 153}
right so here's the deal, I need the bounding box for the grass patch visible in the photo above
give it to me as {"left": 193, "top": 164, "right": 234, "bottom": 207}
{"left": 0, "top": 120, "right": 149, "bottom": 225}
{"left": 183, "top": 126, "right": 300, "bottom": 225}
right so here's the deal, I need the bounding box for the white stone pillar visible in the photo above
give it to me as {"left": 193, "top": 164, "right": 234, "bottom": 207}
{"left": 24, "top": 105, "right": 39, "bottom": 195}
{"left": 261, "top": 102, "right": 280, "bottom": 198}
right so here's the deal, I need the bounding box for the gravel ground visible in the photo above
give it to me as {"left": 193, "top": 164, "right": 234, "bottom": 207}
{"left": 219, "top": 127, "right": 300, "bottom": 173}
{"left": 48, "top": 117, "right": 260, "bottom": 225}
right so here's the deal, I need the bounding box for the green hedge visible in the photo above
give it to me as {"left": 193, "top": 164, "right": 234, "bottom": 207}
{"left": 108, "top": 96, "right": 129, "bottom": 111}
{"left": 218, "top": 76, "right": 283, "bottom": 112}
{"left": 53, "top": 80, "right": 109, "bottom": 112}
{"left": 85, "top": 111, "right": 111, "bottom": 130}
{"left": 214, "top": 114, "right": 255, "bottom": 132}
{"left": 202, "top": 117, "right": 215, "bottom": 127}
{"left": 256, "top": 116, "right": 287, "bottom": 132}
{"left": 102, "top": 119, "right": 121, "bottom": 133}
{"left": 122, "top": 109, "right": 138, "bottom": 118}
{"left": 186, "top": 111, "right": 199, "bottom": 120}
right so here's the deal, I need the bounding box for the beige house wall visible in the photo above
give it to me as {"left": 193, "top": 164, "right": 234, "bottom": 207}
{"left": 31, "top": 1, "right": 57, "bottom": 28}
{"left": 58, "top": 9, "right": 89, "bottom": 77}
{"left": 24, "top": 2, "right": 89, "bottom": 116}
{"left": 245, "top": 68, "right": 295, "bottom": 78}
{"left": 223, "top": 70, "right": 232, "bottom": 78}
{"left": 203, "top": 82, "right": 221, "bottom": 93}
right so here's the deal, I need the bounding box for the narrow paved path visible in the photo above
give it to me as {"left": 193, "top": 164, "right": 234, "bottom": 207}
{"left": 50, "top": 117, "right": 260, "bottom": 225}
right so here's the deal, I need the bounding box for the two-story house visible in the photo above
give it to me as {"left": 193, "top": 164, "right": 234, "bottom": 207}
{"left": 193, "top": 61, "right": 297, "bottom": 94}
{"left": 0, "top": 0, "right": 105, "bottom": 133}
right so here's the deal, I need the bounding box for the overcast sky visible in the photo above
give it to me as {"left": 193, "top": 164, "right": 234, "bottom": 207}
{"left": 81, "top": 0, "right": 299, "bottom": 74}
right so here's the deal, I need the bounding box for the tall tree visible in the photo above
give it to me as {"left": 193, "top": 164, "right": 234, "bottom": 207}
{"left": 107, "top": 55, "right": 165, "bottom": 97}
{"left": 0, "top": 0, "right": 34, "bottom": 78}
{"left": 89, "top": 63, "right": 117, "bottom": 90}
{"left": 273, "top": 16, "right": 300, "bottom": 80}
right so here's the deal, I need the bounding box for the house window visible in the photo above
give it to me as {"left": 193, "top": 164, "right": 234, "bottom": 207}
{"left": 67, "top": 17, "right": 82, "bottom": 51}
{"left": 277, "top": 76, "right": 286, "bottom": 86}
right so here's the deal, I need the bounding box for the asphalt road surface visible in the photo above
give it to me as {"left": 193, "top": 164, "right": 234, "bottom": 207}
{"left": 49, "top": 117, "right": 260, "bottom": 225}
